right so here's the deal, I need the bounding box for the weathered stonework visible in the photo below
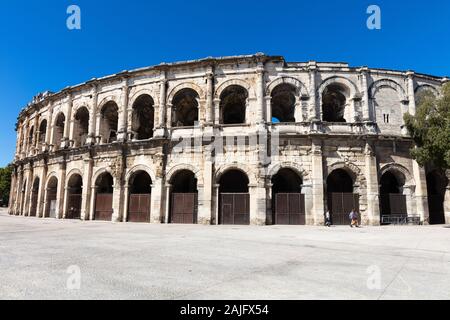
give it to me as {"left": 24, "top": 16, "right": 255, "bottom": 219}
{"left": 9, "top": 54, "right": 450, "bottom": 226}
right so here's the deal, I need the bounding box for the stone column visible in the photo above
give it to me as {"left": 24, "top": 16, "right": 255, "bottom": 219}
{"left": 22, "top": 121, "right": 29, "bottom": 159}
{"left": 35, "top": 113, "right": 41, "bottom": 149}
{"left": 21, "top": 123, "right": 27, "bottom": 158}
{"left": 256, "top": 63, "right": 266, "bottom": 127}
{"left": 15, "top": 169, "right": 23, "bottom": 215}
{"left": 56, "top": 161, "right": 67, "bottom": 219}
{"left": 265, "top": 182, "right": 273, "bottom": 225}
{"left": 150, "top": 178, "right": 164, "bottom": 223}
{"left": 24, "top": 124, "right": 30, "bottom": 157}
{"left": 205, "top": 69, "right": 214, "bottom": 126}
{"left": 213, "top": 99, "right": 221, "bottom": 124}
{"left": 265, "top": 96, "right": 272, "bottom": 123}
{"left": 412, "top": 159, "right": 429, "bottom": 224}
{"left": 89, "top": 186, "right": 97, "bottom": 221}
{"left": 20, "top": 124, "right": 26, "bottom": 158}
{"left": 32, "top": 112, "right": 39, "bottom": 155}
{"left": 62, "top": 185, "right": 69, "bottom": 219}
{"left": 95, "top": 112, "right": 102, "bottom": 143}
{"left": 24, "top": 165, "right": 33, "bottom": 216}
{"left": 294, "top": 99, "right": 303, "bottom": 123}
{"left": 117, "top": 80, "right": 129, "bottom": 141}
{"left": 122, "top": 184, "right": 129, "bottom": 222}
{"left": 19, "top": 165, "right": 29, "bottom": 216}
{"left": 112, "top": 166, "right": 124, "bottom": 223}
{"left": 15, "top": 123, "right": 22, "bottom": 159}
{"left": 24, "top": 123, "right": 29, "bottom": 157}
{"left": 36, "top": 165, "right": 47, "bottom": 218}
{"left": 154, "top": 71, "right": 167, "bottom": 138}
{"left": 35, "top": 125, "right": 42, "bottom": 153}
{"left": 45, "top": 103, "right": 54, "bottom": 151}
{"left": 166, "top": 104, "right": 174, "bottom": 129}
{"left": 364, "top": 142, "right": 380, "bottom": 225}
{"left": 360, "top": 67, "right": 371, "bottom": 121}
{"left": 407, "top": 71, "right": 416, "bottom": 116}
{"left": 311, "top": 138, "right": 325, "bottom": 225}
{"left": 86, "top": 85, "right": 98, "bottom": 145}
{"left": 126, "top": 94, "right": 134, "bottom": 140}
{"left": 197, "top": 161, "right": 213, "bottom": 225}
{"left": 19, "top": 168, "right": 25, "bottom": 215}
{"left": 164, "top": 184, "right": 172, "bottom": 223}
{"left": 302, "top": 182, "right": 314, "bottom": 225}
{"left": 81, "top": 158, "right": 93, "bottom": 220}
{"left": 350, "top": 97, "right": 360, "bottom": 123}
{"left": 15, "top": 124, "right": 20, "bottom": 159}
{"left": 42, "top": 181, "right": 49, "bottom": 218}
{"left": 308, "top": 61, "right": 318, "bottom": 121}
{"left": 213, "top": 184, "right": 220, "bottom": 225}
{"left": 249, "top": 181, "right": 267, "bottom": 226}
{"left": 20, "top": 123, "right": 26, "bottom": 158}
{"left": 18, "top": 169, "right": 26, "bottom": 215}
{"left": 62, "top": 93, "right": 73, "bottom": 149}
{"left": 68, "top": 108, "right": 77, "bottom": 148}
{"left": 404, "top": 185, "right": 415, "bottom": 220}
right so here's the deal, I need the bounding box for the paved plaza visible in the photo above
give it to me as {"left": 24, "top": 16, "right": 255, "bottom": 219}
{"left": 0, "top": 208, "right": 449, "bottom": 300}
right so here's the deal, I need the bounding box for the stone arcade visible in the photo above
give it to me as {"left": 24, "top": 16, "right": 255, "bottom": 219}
{"left": 9, "top": 54, "right": 450, "bottom": 226}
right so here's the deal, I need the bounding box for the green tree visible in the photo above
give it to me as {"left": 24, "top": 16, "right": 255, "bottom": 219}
{"left": 404, "top": 82, "right": 450, "bottom": 170}
{"left": 0, "top": 165, "right": 13, "bottom": 206}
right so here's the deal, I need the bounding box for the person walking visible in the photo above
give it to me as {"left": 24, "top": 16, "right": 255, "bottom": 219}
{"left": 349, "top": 209, "right": 359, "bottom": 228}
{"left": 325, "top": 210, "right": 331, "bottom": 227}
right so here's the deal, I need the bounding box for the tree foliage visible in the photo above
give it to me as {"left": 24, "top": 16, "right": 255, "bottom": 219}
{"left": 404, "top": 83, "right": 450, "bottom": 170}
{"left": 0, "top": 165, "right": 13, "bottom": 206}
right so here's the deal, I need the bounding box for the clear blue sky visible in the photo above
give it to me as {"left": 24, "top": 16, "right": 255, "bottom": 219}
{"left": 1, "top": 0, "right": 449, "bottom": 166}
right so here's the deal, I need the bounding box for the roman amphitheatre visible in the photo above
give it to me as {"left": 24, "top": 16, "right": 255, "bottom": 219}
{"left": 8, "top": 53, "right": 449, "bottom": 226}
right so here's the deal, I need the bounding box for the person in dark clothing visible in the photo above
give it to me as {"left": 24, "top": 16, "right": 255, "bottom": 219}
{"left": 349, "top": 209, "right": 359, "bottom": 228}
{"left": 325, "top": 210, "right": 331, "bottom": 227}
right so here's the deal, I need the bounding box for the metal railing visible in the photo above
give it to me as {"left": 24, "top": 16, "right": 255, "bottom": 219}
{"left": 381, "top": 215, "right": 421, "bottom": 225}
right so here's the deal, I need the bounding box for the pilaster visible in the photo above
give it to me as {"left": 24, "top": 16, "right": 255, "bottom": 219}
{"left": 364, "top": 142, "right": 380, "bottom": 225}
{"left": 311, "top": 138, "right": 325, "bottom": 225}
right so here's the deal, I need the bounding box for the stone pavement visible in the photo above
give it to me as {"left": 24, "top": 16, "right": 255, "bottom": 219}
{"left": 1, "top": 208, "right": 449, "bottom": 300}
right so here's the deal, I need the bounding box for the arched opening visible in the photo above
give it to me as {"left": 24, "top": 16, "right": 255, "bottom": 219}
{"left": 18, "top": 130, "right": 24, "bottom": 155}
{"left": 132, "top": 95, "right": 155, "bottom": 140}
{"left": 326, "top": 169, "right": 359, "bottom": 225}
{"left": 322, "top": 84, "right": 349, "bottom": 123}
{"left": 94, "top": 172, "right": 114, "bottom": 221}
{"left": 219, "top": 169, "right": 250, "bottom": 225}
{"left": 380, "top": 171, "right": 408, "bottom": 224}
{"left": 30, "top": 178, "right": 40, "bottom": 217}
{"left": 271, "top": 84, "right": 296, "bottom": 123}
{"left": 38, "top": 120, "right": 47, "bottom": 149}
{"left": 128, "top": 171, "right": 152, "bottom": 223}
{"left": 170, "top": 170, "right": 198, "bottom": 224}
{"left": 272, "top": 169, "right": 305, "bottom": 225}
{"left": 172, "top": 89, "right": 199, "bottom": 127}
{"left": 53, "top": 113, "right": 66, "bottom": 150}
{"left": 220, "top": 85, "right": 248, "bottom": 125}
{"left": 415, "top": 89, "right": 436, "bottom": 107}
{"left": 327, "top": 169, "right": 353, "bottom": 193}
{"left": 73, "top": 107, "right": 89, "bottom": 147}
{"left": 100, "top": 102, "right": 119, "bottom": 144}
{"left": 28, "top": 126, "right": 34, "bottom": 152}
{"left": 45, "top": 177, "right": 58, "bottom": 218}
{"left": 426, "top": 170, "right": 447, "bottom": 225}
{"left": 67, "top": 174, "right": 83, "bottom": 220}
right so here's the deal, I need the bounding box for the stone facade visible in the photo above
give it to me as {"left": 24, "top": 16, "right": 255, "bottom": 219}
{"left": 9, "top": 54, "right": 450, "bottom": 226}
